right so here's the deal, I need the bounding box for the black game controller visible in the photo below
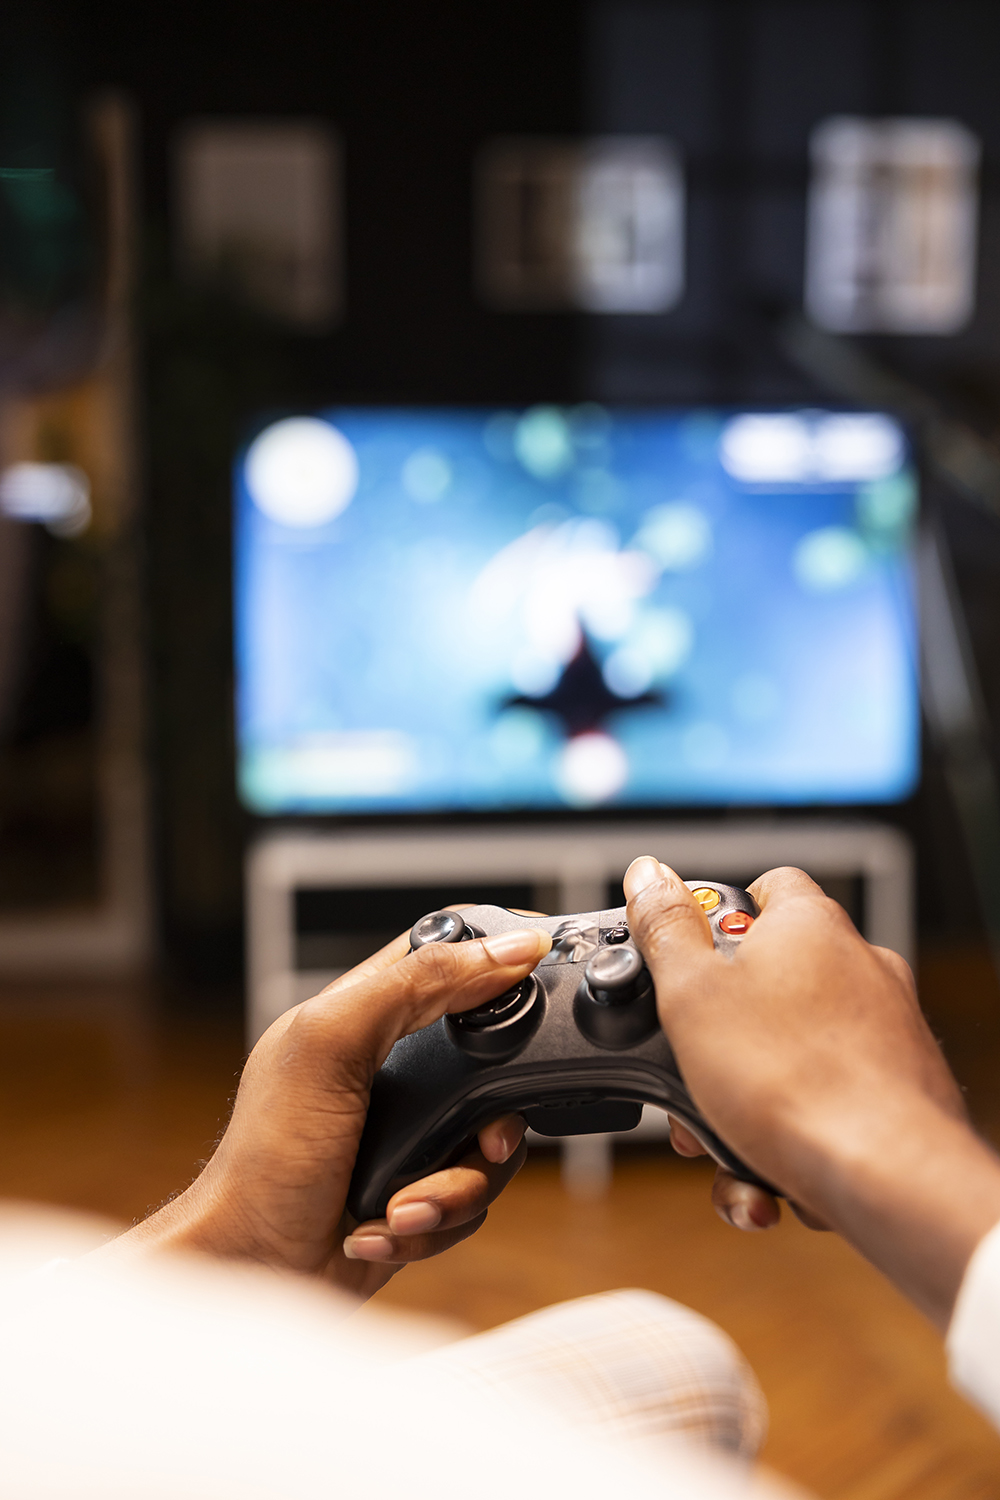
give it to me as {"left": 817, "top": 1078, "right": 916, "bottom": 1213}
{"left": 347, "top": 883, "right": 765, "bottom": 1222}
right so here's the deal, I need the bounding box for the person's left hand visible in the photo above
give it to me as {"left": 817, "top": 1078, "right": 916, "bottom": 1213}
{"left": 101, "top": 919, "right": 551, "bottom": 1300}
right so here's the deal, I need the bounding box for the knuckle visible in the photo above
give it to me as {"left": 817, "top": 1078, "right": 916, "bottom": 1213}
{"left": 873, "top": 945, "right": 917, "bottom": 994}
{"left": 818, "top": 893, "right": 855, "bottom": 927}
{"left": 405, "top": 940, "right": 464, "bottom": 994}
{"left": 750, "top": 865, "right": 830, "bottom": 913}
{"left": 284, "top": 994, "right": 339, "bottom": 1049}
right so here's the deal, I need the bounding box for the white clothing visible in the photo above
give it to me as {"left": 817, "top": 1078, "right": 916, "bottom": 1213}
{"left": 948, "top": 1217, "right": 1000, "bottom": 1427}
{"left": 4, "top": 1203, "right": 1000, "bottom": 1498}
{"left": 0, "top": 1207, "right": 776, "bottom": 1500}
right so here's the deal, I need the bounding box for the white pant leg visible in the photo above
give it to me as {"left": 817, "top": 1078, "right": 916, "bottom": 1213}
{"left": 407, "top": 1289, "right": 768, "bottom": 1462}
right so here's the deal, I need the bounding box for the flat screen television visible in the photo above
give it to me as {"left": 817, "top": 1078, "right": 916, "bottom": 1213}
{"left": 233, "top": 406, "right": 918, "bottom": 815}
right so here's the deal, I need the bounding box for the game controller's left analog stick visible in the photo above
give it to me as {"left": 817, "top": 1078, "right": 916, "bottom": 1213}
{"left": 576, "top": 946, "right": 657, "bottom": 1048}
{"left": 410, "top": 910, "right": 473, "bottom": 949}
{"left": 446, "top": 976, "right": 541, "bottom": 1059}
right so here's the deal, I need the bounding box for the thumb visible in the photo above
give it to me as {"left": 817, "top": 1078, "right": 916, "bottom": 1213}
{"left": 248, "top": 926, "right": 553, "bottom": 1095}
{"left": 623, "top": 856, "right": 715, "bottom": 988}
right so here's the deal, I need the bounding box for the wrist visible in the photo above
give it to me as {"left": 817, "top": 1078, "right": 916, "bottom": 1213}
{"left": 781, "top": 1092, "right": 1000, "bottom": 1327}
{"left": 96, "top": 1171, "right": 261, "bottom": 1267}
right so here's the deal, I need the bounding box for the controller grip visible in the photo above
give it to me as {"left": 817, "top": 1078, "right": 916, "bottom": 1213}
{"left": 346, "top": 1048, "right": 777, "bottom": 1224}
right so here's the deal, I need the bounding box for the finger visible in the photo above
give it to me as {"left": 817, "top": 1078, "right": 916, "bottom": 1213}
{"left": 319, "top": 902, "right": 485, "bottom": 996}
{"left": 344, "top": 1128, "right": 528, "bottom": 1262}
{"left": 343, "top": 1210, "right": 490, "bottom": 1265}
{"left": 384, "top": 1127, "right": 527, "bottom": 1234}
{"left": 318, "top": 930, "right": 412, "bottom": 994}
{"left": 255, "top": 927, "right": 424, "bottom": 1049}
{"left": 668, "top": 1115, "right": 708, "bottom": 1157}
{"left": 623, "top": 856, "right": 715, "bottom": 969}
{"left": 310, "top": 904, "right": 550, "bottom": 1010}
{"left": 477, "top": 1113, "right": 528, "bottom": 1165}
{"left": 711, "top": 1169, "right": 782, "bottom": 1232}
{"left": 745, "top": 865, "right": 827, "bottom": 910}
{"left": 244, "top": 930, "right": 417, "bottom": 1055}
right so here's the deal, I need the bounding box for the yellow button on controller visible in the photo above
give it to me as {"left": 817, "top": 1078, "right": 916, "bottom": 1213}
{"left": 691, "top": 886, "right": 720, "bottom": 912}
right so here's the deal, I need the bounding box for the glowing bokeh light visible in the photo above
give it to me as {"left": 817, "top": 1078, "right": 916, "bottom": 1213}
{"left": 245, "top": 418, "right": 359, "bottom": 527}
{"left": 794, "top": 527, "right": 869, "bottom": 592}
{"left": 603, "top": 607, "right": 693, "bottom": 695}
{"left": 720, "top": 413, "right": 903, "bottom": 485}
{"left": 0, "top": 462, "right": 91, "bottom": 535}
{"left": 514, "top": 407, "right": 574, "bottom": 479}
{"left": 635, "top": 503, "right": 712, "bottom": 570}
{"left": 556, "top": 732, "right": 629, "bottom": 806}
{"left": 402, "top": 448, "right": 452, "bottom": 502}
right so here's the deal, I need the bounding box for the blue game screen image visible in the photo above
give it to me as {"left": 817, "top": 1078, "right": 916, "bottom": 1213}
{"left": 234, "top": 406, "right": 918, "bottom": 814}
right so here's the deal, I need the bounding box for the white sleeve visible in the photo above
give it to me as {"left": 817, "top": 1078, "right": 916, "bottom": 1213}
{"left": 947, "top": 1219, "right": 1000, "bottom": 1427}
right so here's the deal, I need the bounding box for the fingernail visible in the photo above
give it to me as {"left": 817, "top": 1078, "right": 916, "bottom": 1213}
{"left": 387, "top": 1201, "right": 441, "bottom": 1236}
{"left": 482, "top": 928, "right": 549, "bottom": 965}
{"left": 343, "top": 1233, "right": 394, "bottom": 1261}
{"left": 623, "top": 856, "right": 664, "bottom": 900}
{"left": 489, "top": 1118, "right": 526, "bottom": 1164}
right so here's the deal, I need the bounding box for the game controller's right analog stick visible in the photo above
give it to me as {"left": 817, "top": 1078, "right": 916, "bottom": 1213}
{"left": 576, "top": 946, "right": 657, "bottom": 1048}
{"left": 585, "top": 946, "right": 647, "bottom": 1005}
{"left": 446, "top": 976, "right": 541, "bottom": 1059}
{"left": 410, "top": 910, "right": 477, "bottom": 949}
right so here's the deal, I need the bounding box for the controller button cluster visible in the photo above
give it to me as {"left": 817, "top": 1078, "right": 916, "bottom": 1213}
{"left": 719, "top": 910, "right": 754, "bottom": 935}
{"left": 691, "top": 886, "right": 721, "bottom": 912}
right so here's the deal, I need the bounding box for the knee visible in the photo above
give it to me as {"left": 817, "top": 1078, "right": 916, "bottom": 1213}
{"left": 419, "top": 1288, "right": 767, "bottom": 1460}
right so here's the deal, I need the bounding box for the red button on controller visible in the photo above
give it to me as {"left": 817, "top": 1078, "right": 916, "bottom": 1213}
{"left": 719, "top": 910, "right": 754, "bottom": 936}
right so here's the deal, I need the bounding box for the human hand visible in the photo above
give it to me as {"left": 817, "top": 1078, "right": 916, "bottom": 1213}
{"left": 104, "top": 920, "right": 551, "bottom": 1301}
{"left": 624, "top": 858, "right": 1000, "bottom": 1326}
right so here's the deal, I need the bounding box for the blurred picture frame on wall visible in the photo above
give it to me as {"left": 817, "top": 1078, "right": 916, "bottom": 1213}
{"left": 173, "top": 119, "right": 342, "bottom": 332}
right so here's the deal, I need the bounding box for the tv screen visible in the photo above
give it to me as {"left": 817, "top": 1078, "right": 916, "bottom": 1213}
{"left": 234, "top": 406, "right": 918, "bottom": 814}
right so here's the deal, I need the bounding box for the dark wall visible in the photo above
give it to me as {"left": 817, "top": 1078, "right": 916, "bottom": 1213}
{"left": 18, "top": 0, "right": 1000, "bottom": 973}
{"left": 586, "top": 1, "right": 1000, "bottom": 398}
{"left": 63, "top": 0, "right": 586, "bottom": 976}
{"left": 586, "top": 1, "right": 1000, "bottom": 942}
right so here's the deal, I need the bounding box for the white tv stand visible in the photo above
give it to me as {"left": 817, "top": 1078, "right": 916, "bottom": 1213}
{"left": 246, "top": 818, "right": 913, "bottom": 1194}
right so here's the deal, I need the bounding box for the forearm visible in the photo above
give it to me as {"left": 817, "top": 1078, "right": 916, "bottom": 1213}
{"left": 783, "top": 1098, "right": 1000, "bottom": 1328}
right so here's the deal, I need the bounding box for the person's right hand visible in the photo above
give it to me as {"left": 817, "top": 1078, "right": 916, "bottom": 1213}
{"left": 624, "top": 857, "right": 1000, "bottom": 1327}
{"left": 98, "top": 918, "right": 551, "bottom": 1302}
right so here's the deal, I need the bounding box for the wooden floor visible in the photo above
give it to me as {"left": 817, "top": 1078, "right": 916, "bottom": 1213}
{"left": 1, "top": 947, "right": 1000, "bottom": 1499}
